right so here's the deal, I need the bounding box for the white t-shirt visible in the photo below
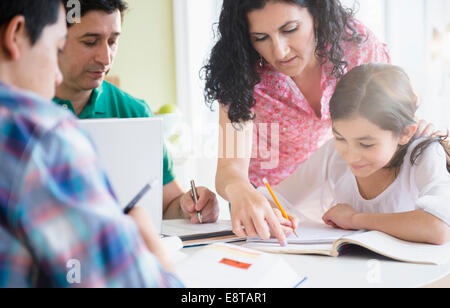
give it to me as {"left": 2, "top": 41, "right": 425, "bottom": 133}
{"left": 258, "top": 138, "right": 450, "bottom": 225}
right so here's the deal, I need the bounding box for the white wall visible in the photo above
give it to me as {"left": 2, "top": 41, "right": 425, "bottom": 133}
{"left": 110, "top": 0, "right": 177, "bottom": 111}
{"left": 341, "top": 0, "right": 387, "bottom": 41}
{"left": 422, "top": 0, "right": 450, "bottom": 129}
{"left": 343, "top": 0, "right": 450, "bottom": 129}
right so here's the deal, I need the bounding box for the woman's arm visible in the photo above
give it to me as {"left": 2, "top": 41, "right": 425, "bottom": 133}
{"left": 215, "top": 105, "right": 254, "bottom": 203}
{"left": 216, "top": 105, "right": 286, "bottom": 245}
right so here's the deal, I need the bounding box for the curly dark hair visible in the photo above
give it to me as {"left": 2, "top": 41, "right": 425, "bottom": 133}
{"left": 202, "top": 0, "right": 365, "bottom": 124}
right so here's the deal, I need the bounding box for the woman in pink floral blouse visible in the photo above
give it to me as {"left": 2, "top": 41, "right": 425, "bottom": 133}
{"left": 203, "top": 0, "right": 392, "bottom": 245}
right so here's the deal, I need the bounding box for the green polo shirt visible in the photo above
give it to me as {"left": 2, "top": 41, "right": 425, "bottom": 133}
{"left": 53, "top": 81, "right": 176, "bottom": 186}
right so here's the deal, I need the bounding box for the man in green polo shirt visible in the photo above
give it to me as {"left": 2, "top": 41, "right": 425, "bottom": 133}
{"left": 54, "top": 0, "right": 219, "bottom": 223}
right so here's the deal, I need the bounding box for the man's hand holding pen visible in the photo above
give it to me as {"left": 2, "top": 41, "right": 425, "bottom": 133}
{"left": 180, "top": 185, "right": 220, "bottom": 224}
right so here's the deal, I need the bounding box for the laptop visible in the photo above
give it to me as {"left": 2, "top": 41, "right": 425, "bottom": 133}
{"left": 78, "top": 118, "right": 164, "bottom": 232}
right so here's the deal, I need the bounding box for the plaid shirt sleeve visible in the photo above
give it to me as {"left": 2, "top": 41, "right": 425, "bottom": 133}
{"left": 7, "top": 116, "right": 183, "bottom": 288}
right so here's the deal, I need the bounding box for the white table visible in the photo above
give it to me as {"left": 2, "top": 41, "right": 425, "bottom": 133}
{"left": 181, "top": 244, "right": 450, "bottom": 288}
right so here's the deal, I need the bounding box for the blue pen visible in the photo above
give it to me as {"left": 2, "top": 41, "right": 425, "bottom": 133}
{"left": 123, "top": 179, "right": 158, "bottom": 214}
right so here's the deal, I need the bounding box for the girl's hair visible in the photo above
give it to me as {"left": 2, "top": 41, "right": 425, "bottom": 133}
{"left": 330, "top": 63, "right": 450, "bottom": 171}
{"left": 202, "top": 0, "right": 364, "bottom": 124}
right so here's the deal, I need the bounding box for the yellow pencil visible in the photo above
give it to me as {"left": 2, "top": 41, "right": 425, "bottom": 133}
{"left": 263, "top": 178, "right": 298, "bottom": 237}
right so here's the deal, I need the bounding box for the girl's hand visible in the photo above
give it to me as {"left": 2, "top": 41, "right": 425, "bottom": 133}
{"left": 322, "top": 204, "right": 359, "bottom": 231}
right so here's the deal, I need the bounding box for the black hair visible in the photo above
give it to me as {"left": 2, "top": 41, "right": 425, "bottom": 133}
{"left": 0, "top": 0, "right": 63, "bottom": 45}
{"left": 63, "top": 0, "right": 128, "bottom": 27}
{"left": 329, "top": 63, "right": 450, "bottom": 172}
{"left": 202, "top": 0, "right": 364, "bottom": 124}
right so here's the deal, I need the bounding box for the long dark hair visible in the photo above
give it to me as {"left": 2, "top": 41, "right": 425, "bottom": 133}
{"left": 330, "top": 63, "right": 450, "bottom": 172}
{"left": 203, "top": 0, "right": 364, "bottom": 124}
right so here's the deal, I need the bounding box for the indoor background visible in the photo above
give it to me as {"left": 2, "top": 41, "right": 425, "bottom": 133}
{"left": 109, "top": 0, "right": 450, "bottom": 219}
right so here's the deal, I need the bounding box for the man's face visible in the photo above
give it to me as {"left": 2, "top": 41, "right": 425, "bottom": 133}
{"left": 16, "top": 5, "right": 67, "bottom": 99}
{"left": 58, "top": 9, "right": 121, "bottom": 92}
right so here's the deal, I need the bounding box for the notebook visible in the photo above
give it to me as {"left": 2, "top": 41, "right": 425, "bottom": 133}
{"left": 245, "top": 221, "right": 450, "bottom": 265}
{"left": 175, "top": 243, "right": 305, "bottom": 288}
{"left": 162, "top": 219, "right": 245, "bottom": 247}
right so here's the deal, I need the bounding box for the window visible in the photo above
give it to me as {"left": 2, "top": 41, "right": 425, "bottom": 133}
{"left": 345, "top": 0, "right": 449, "bottom": 129}
{"left": 172, "top": 0, "right": 226, "bottom": 216}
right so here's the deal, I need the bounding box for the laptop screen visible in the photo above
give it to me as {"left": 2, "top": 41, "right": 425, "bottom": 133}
{"left": 78, "top": 118, "right": 164, "bottom": 232}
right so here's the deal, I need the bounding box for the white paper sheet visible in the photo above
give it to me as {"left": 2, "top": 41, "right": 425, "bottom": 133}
{"left": 248, "top": 220, "right": 361, "bottom": 244}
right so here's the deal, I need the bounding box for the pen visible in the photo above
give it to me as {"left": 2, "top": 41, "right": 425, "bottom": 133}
{"left": 190, "top": 180, "right": 203, "bottom": 224}
{"left": 263, "top": 178, "right": 298, "bottom": 237}
{"left": 123, "top": 179, "right": 158, "bottom": 215}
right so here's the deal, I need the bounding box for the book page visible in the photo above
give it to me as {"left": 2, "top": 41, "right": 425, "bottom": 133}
{"left": 341, "top": 231, "right": 450, "bottom": 265}
{"left": 244, "top": 241, "right": 335, "bottom": 256}
{"left": 162, "top": 219, "right": 234, "bottom": 237}
{"left": 248, "top": 220, "right": 361, "bottom": 244}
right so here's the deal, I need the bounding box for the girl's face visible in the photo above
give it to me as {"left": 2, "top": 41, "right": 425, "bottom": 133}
{"left": 247, "top": 1, "right": 318, "bottom": 78}
{"left": 332, "top": 115, "right": 416, "bottom": 178}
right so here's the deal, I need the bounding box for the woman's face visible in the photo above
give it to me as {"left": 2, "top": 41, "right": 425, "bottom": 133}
{"left": 247, "top": 1, "right": 318, "bottom": 77}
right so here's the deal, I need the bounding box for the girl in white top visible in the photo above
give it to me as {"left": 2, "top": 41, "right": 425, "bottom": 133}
{"left": 263, "top": 63, "right": 450, "bottom": 245}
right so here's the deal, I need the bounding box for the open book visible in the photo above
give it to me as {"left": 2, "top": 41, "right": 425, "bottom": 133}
{"left": 245, "top": 221, "right": 450, "bottom": 265}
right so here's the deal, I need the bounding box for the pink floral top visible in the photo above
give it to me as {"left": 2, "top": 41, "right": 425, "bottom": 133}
{"left": 249, "top": 20, "right": 391, "bottom": 187}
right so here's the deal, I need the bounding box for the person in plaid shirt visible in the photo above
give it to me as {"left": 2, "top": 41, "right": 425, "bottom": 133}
{"left": 0, "top": 0, "right": 183, "bottom": 288}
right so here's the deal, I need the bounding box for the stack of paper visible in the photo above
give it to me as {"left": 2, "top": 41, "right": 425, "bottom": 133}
{"left": 175, "top": 243, "right": 305, "bottom": 288}
{"left": 162, "top": 219, "right": 245, "bottom": 247}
